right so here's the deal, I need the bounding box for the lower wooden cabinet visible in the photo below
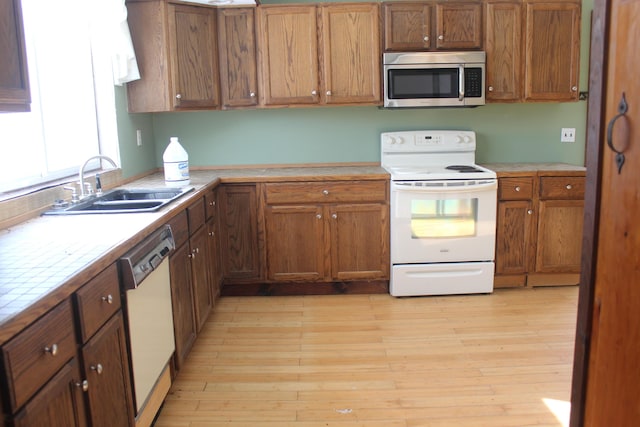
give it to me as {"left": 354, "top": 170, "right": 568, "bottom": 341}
{"left": 495, "top": 172, "right": 585, "bottom": 287}
{"left": 263, "top": 180, "right": 389, "bottom": 284}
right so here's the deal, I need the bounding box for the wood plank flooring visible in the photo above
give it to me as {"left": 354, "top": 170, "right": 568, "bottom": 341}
{"left": 154, "top": 286, "right": 578, "bottom": 427}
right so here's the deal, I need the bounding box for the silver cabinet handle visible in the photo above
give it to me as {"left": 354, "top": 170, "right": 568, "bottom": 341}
{"left": 44, "top": 344, "right": 58, "bottom": 356}
{"left": 527, "top": 209, "right": 533, "bottom": 215}
{"left": 316, "top": 214, "right": 322, "bottom": 220}
{"left": 331, "top": 213, "right": 337, "bottom": 219}
{"left": 326, "top": 90, "right": 332, "bottom": 96}
{"left": 76, "top": 380, "right": 89, "bottom": 392}
{"left": 176, "top": 93, "right": 182, "bottom": 99}
{"left": 488, "top": 86, "right": 494, "bottom": 92}
{"left": 322, "top": 189, "right": 329, "bottom": 195}
{"left": 311, "top": 90, "right": 317, "bottom": 96}
{"left": 423, "top": 35, "right": 429, "bottom": 41}
{"left": 438, "top": 35, "right": 444, "bottom": 40}
{"left": 515, "top": 186, "right": 521, "bottom": 192}
{"left": 209, "top": 200, "right": 216, "bottom": 206}
{"left": 91, "top": 363, "right": 103, "bottom": 375}
{"left": 101, "top": 295, "right": 113, "bottom": 304}
{"left": 566, "top": 184, "right": 573, "bottom": 190}
{"left": 571, "top": 86, "right": 578, "bottom": 92}
{"left": 249, "top": 92, "right": 256, "bottom": 97}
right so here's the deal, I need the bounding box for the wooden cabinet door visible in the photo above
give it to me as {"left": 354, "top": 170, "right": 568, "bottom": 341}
{"left": 12, "top": 359, "right": 87, "bottom": 427}
{"left": 219, "top": 184, "right": 261, "bottom": 282}
{"left": 435, "top": 2, "right": 483, "bottom": 49}
{"left": 81, "top": 313, "right": 134, "bottom": 427}
{"left": 168, "top": 4, "right": 219, "bottom": 109}
{"left": 383, "top": 2, "right": 431, "bottom": 51}
{"left": 264, "top": 205, "right": 326, "bottom": 282}
{"left": 524, "top": 1, "right": 580, "bottom": 101}
{"left": 169, "top": 242, "right": 197, "bottom": 371}
{"left": 485, "top": 1, "right": 522, "bottom": 101}
{"left": 0, "top": 0, "right": 30, "bottom": 112}
{"left": 217, "top": 7, "right": 258, "bottom": 108}
{"left": 535, "top": 199, "right": 584, "bottom": 273}
{"left": 329, "top": 203, "right": 389, "bottom": 281}
{"left": 258, "top": 5, "right": 319, "bottom": 105}
{"left": 320, "top": 3, "right": 381, "bottom": 105}
{"left": 495, "top": 200, "right": 536, "bottom": 276}
{"left": 207, "top": 217, "right": 222, "bottom": 301}
{"left": 190, "top": 226, "right": 212, "bottom": 331}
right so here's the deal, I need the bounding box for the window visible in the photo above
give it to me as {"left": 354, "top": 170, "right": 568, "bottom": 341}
{"left": 0, "top": 0, "right": 122, "bottom": 195}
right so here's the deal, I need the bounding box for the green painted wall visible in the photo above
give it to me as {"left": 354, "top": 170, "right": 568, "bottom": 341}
{"left": 115, "top": 0, "right": 592, "bottom": 178}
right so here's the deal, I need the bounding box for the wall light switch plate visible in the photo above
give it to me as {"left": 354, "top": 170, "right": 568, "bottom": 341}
{"left": 561, "top": 128, "right": 576, "bottom": 143}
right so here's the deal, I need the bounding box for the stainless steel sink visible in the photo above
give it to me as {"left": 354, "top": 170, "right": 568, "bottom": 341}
{"left": 43, "top": 187, "right": 194, "bottom": 215}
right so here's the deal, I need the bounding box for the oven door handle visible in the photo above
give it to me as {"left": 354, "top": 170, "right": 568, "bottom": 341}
{"left": 392, "top": 180, "right": 497, "bottom": 193}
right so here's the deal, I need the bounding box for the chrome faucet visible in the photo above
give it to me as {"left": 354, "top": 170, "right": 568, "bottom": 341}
{"left": 79, "top": 155, "right": 118, "bottom": 199}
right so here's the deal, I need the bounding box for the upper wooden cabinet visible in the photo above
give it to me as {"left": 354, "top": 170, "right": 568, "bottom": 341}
{"left": 126, "top": 0, "right": 220, "bottom": 112}
{"left": 258, "top": 3, "right": 381, "bottom": 107}
{"left": 485, "top": 0, "right": 581, "bottom": 102}
{"left": 523, "top": 0, "right": 581, "bottom": 101}
{"left": 485, "top": 1, "right": 522, "bottom": 101}
{"left": 383, "top": 1, "right": 483, "bottom": 51}
{"left": 217, "top": 7, "right": 259, "bottom": 108}
{"left": 0, "top": 0, "right": 30, "bottom": 112}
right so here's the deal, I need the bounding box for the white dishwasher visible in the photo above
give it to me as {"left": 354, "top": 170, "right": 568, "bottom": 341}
{"left": 120, "top": 225, "right": 176, "bottom": 426}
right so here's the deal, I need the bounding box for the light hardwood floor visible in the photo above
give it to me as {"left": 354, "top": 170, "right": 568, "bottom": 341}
{"left": 155, "top": 286, "right": 578, "bottom": 427}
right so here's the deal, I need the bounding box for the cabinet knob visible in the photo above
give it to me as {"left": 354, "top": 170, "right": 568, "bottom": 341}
{"left": 331, "top": 213, "right": 337, "bottom": 219}
{"left": 101, "top": 294, "right": 113, "bottom": 304}
{"left": 208, "top": 231, "right": 215, "bottom": 237}
{"left": 316, "top": 214, "right": 322, "bottom": 220}
{"left": 326, "top": 90, "right": 332, "bottom": 96}
{"left": 571, "top": 86, "right": 578, "bottom": 92}
{"left": 527, "top": 209, "right": 533, "bottom": 215}
{"left": 76, "top": 380, "right": 89, "bottom": 392}
{"left": 438, "top": 35, "right": 444, "bottom": 40}
{"left": 566, "top": 184, "right": 573, "bottom": 190}
{"left": 249, "top": 92, "right": 256, "bottom": 98}
{"left": 322, "top": 189, "right": 329, "bottom": 195}
{"left": 311, "top": 90, "right": 317, "bottom": 96}
{"left": 209, "top": 200, "right": 216, "bottom": 206}
{"left": 488, "top": 86, "right": 494, "bottom": 92}
{"left": 423, "top": 35, "right": 429, "bottom": 42}
{"left": 515, "top": 186, "right": 521, "bottom": 192}
{"left": 175, "top": 93, "right": 182, "bottom": 99}
{"left": 91, "top": 363, "right": 104, "bottom": 375}
{"left": 44, "top": 344, "right": 58, "bottom": 356}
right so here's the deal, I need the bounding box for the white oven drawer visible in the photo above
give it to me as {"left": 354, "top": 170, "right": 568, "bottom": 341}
{"left": 390, "top": 262, "right": 494, "bottom": 296}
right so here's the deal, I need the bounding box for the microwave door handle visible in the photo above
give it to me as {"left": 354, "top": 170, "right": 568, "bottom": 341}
{"left": 459, "top": 65, "right": 465, "bottom": 101}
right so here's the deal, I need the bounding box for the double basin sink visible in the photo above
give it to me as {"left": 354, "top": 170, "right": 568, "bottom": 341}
{"left": 44, "top": 187, "right": 194, "bottom": 215}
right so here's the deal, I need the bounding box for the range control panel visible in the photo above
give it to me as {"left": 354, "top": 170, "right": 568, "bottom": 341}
{"left": 381, "top": 130, "right": 476, "bottom": 153}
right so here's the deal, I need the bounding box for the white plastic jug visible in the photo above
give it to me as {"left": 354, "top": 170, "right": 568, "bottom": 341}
{"left": 163, "top": 137, "right": 190, "bottom": 187}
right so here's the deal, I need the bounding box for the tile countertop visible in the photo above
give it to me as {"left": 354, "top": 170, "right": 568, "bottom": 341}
{"left": 0, "top": 165, "right": 388, "bottom": 344}
{"left": 483, "top": 162, "right": 587, "bottom": 176}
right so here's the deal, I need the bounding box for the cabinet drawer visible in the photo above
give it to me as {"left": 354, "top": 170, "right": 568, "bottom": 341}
{"left": 539, "top": 176, "right": 585, "bottom": 200}
{"left": 499, "top": 177, "right": 534, "bottom": 200}
{"left": 265, "top": 181, "right": 387, "bottom": 204}
{"left": 2, "top": 299, "right": 76, "bottom": 411}
{"left": 75, "top": 264, "right": 121, "bottom": 343}
{"left": 187, "top": 197, "right": 206, "bottom": 234}
{"left": 168, "top": 210, "right": 189, "bottom": 248}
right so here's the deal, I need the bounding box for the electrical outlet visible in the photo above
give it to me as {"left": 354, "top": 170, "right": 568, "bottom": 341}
{"left": 561, "top": 128, "right": 576, "bottom": 143}
{"left": 136, "top": 129, "right": 143, "bottom": 147}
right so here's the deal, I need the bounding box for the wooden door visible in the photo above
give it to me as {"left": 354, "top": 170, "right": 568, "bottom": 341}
{"left": 523, "top": 0, "right": 580, "bottom": 101}
{"left": 329, "top": 203, "right": 389, "bottom": 281}
{"left": 258, "top": 5, "right": 319, "bottom": 105}
{"left": 169, "top": 242, "right": 197, "bottom": 371}
{"left": 320, "top": 3, "right": 381, "bottom": 105}
{"left": 81, "top": 313, "right": 134, "bottom": 427}
{"left": 572, "top": 0, "right": 640, "bottom": 424}
{"left": 383, "top": 2, "right": 431, "bottom": 51}
{"left": 485, "top": 1, "right": 522, "bottom": 101}
{"left": 168, "top": 4, "right": 219, "bottom": 109}
{"left": 435, "top": 2, "right": 482, "bottom": 49}
{"left": 264, "top": 205, "right": 326, "bottom": 282}
{"left": 217, "top": 7, "right": 258, "bottom": 108}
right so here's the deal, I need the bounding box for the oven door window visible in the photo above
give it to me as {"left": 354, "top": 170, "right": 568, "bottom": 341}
{"left": 387, "top": 68, "right": 460, "bottom": 99}
{"left": 411, "top": 198, "right": 477, "bottom": 238}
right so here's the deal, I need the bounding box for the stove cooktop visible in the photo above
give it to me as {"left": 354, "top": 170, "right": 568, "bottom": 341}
{"left": 385, "top": 164, "right": 497, "bottom": 181}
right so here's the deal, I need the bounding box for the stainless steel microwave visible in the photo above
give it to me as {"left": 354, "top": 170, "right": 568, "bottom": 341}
{"left": 383, "top": 51, "right": 486, "bottom": 108}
